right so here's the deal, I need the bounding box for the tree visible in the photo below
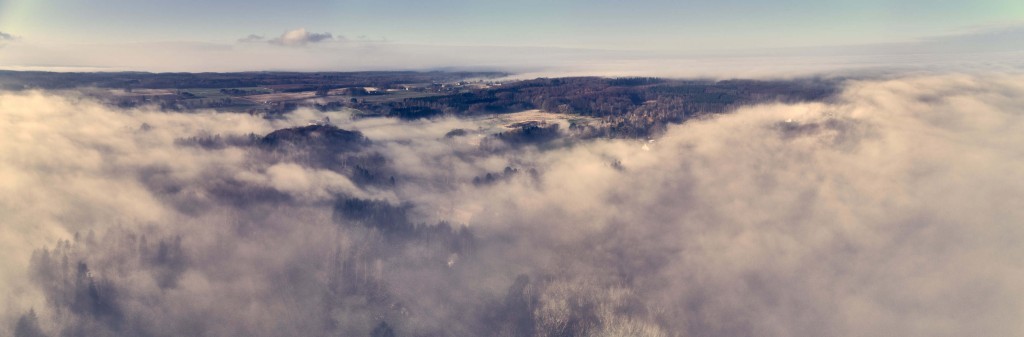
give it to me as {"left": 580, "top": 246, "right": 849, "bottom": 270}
{"left": 370, "top": 321, "right": 396, "bottom": 337}
{"left": 14, "top": 309, "right": 48, "bottom": 337}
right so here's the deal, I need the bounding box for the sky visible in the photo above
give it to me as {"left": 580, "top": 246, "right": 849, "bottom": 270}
{"left": 0, "top": 0, "right": 1023, "bottom": 73}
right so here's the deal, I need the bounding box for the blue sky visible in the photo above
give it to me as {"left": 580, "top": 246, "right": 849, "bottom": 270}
{"left": 0, "top": 0, "right": 1022, "bottom": 73}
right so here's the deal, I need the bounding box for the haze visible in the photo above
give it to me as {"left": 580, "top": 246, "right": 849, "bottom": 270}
{"left": 2, "top": 1, "right": 1024, "bottom": 337}
{"left": 1, "top": 0, "right": 1022, "bottom": 73}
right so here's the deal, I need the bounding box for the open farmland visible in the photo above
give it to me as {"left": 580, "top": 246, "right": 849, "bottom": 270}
{"left": 243, "top": 91, "right": 321, "bottom": 103}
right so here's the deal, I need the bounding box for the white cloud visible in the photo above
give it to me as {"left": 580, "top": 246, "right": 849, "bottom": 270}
{"left": 268, "top": 28, "right": 335, "bottom": 46}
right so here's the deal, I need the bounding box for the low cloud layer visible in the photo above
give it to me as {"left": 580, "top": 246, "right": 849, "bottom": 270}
{"left": 3, "top": 73, "right": 1024, "bottom": 336}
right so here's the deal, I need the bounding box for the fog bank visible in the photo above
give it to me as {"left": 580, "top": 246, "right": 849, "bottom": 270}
{"left": 3, "top": 73, "right": 1024, "bottom": 336}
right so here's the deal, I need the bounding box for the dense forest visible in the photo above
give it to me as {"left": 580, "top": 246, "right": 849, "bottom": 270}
{"left": 354, "top": 77, "right": 839, "bottom": 137}
{"left": 0, "top": 71, "right": 841, "bottom": 139}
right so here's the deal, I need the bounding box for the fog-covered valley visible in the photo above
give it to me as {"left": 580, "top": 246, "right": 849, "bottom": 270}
{"left": 3, "top": 73, "right": 1024, "bottom": 336}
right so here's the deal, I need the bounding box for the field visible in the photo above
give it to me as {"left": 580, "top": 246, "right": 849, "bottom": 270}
{"left": 244, "top": 88, "right": 443, "bottom": 104}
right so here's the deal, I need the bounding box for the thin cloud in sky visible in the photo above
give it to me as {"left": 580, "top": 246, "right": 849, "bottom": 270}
{"left": 237, "top": 34, "right": 265, "bottom": 43}
{"left": 2, "top": 23, "right": 1022, "bottom": 74}
{"left": 268, "top": 28, "right": 336, "bottom": 47}
{"left": 0, "top": 31, "right": 17, "bottom": 46}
